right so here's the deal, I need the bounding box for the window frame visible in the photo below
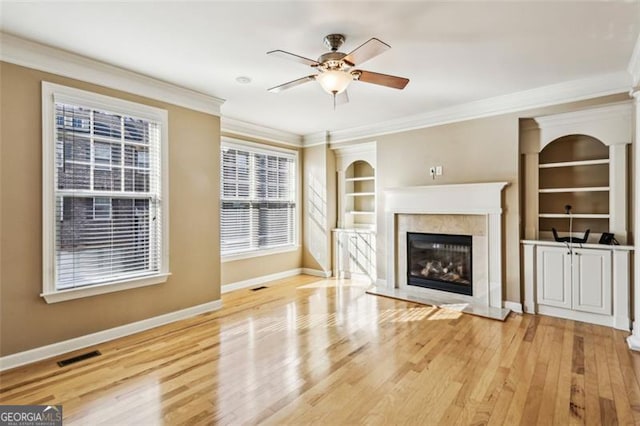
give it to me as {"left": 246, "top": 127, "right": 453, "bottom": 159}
{"left": 92, "top": 197, "right": 113, "bottom": 220}
{"left": 220, "top": 137, "right": 300, "bottom": 262}
{"left": 93, "top": 142, "right": 112, "bottom": 165}
{"left": 41, "top": 82, "right": 170, "bottom": 303}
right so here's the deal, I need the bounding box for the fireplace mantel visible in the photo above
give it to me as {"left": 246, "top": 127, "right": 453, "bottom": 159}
{"left": 384, "top": 182, "right": 508, "bottom": 215}
{"left": 382, "top": 182, "right": 509, "bottom": 315}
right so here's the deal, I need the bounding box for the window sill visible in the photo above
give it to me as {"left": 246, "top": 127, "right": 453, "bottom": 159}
{"left": 41, "top": 272, "right": 171, "bottom": 304}
{"left": 221, "top": 245, "right": 300, "bottom": 263}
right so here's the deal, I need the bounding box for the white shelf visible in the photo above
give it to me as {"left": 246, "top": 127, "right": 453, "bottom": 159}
{"left": 345, "top": 176, "right": 375, "bottom": 182}
{"left": 539, "top": 186, "right": 609, "bottom": 193}
{"left": 345, "top": 192, "right": 375, "bottom": 197}
{"left": 348, "top": 211, "right": 375, "bottom": 215}
{"left": 538, "top": 213, "right": 609, "bottom": 219}
{"left": 539, "top": 159, "right": 609, "bottom": 169}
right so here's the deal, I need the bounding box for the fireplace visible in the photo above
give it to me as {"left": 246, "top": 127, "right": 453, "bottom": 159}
{"left": 407, "top": 232, "right": 472, "bottom": 296}
{"left": 382, "top": 183, "right": 508, "bottom": 316}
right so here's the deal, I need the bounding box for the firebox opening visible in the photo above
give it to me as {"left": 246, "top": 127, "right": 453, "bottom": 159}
{"left": 407, "top": 232, "right": 472, "bottom": 296}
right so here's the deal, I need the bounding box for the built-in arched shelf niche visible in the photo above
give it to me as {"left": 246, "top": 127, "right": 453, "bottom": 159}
{"left": 344, "top": 160, "right": 375, "bottom": 228}
{"left": 520, "top": 101, "right": 632, "bottom": 244}
{"left": 332, "top": 142, "right": 377, "bottom": 283}
{"left": 538, "top": 134, "right": 610, "bottom": 240}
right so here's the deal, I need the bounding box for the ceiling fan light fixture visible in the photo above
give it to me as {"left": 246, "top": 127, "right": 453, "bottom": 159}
{"left": 317, "top": 70, "right": 352, "bottom": 94}
{"left": 267, "top": 34, "right": 409, "bottom": 106}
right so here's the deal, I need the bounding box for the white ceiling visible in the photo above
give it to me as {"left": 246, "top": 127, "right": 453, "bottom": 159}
{"left": 1, "top": 1, "right": 639, "bottom": 136}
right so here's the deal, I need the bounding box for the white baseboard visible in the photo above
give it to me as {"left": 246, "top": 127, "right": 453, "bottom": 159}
{"left": 0, "top": 299, "right": 222, "bottom": 372}
{"left": 301, "top": 268, "right": 332, "bottom": 278}
{"left": 503, "top": 301, "right": 523, "bottom": 314}
{"left": 628, "top": 335, "right": 640, "bottom": 351}
{"left": 221, "top": 268, "right": 302, "bottom": 294}
{"left": 628, "top": 324, "right": 640, "bottom": 351}
{"left": 537, "top": 305, "right": 614, "bottom": 328}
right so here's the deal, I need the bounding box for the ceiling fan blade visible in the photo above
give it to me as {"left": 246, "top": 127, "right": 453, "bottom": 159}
{"left": 354, "top": 70, "right": 409, "bottom": 90}
{"left": 267, "top": 50, "right": 320, "bottom": 67}
{"left": 343, "top": 38, "right": 390, "bottom": 67}
{"left": 268, "top": 75, "right": 317, "bottom": 93}
{"left": 336, "top": 90, "right": 349, "bottom": 105}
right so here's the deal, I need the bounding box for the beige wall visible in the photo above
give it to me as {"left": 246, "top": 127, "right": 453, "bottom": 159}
{"left": 219, "top": 131, "right": 303, "bottom": 285}
{"left": 221, "top": 251, "right": 302, "bottom": 285}
{"left": 0, "top": 62, "right": 221, "bottom": 356}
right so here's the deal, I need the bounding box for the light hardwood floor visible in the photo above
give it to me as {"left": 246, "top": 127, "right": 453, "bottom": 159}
{"left": 1, "top": 275, "right": 640, "bottom": 425}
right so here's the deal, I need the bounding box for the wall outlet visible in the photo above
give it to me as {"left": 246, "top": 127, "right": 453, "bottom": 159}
{"left": 429, "top": 167, "right": 436, "bottom": 178}
{"left": 436, "top": 166, "right": 443, "bottom": 176}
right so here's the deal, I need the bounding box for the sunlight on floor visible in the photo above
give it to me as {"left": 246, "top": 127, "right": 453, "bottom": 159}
{"left": 220, "top": 305, "right": 461, "bottom": 337}
{"left": 427, "top": 309, "right": 463, "bottom": 321}
{"left": 377, "top": 306, "right": 437, "bottom": 322}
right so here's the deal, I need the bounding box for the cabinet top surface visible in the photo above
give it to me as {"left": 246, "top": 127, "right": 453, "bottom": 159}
{"left": 521, "top": 239, "right": 633, "bottom": 251}
{"left": 333, "top": 228, "right": 376, "bottom": 233}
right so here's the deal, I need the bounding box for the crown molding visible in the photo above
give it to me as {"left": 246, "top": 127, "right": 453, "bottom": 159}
{"left": 327, "top": 71, "right": 632, "bottom": 144}
{"left": 302, "top": 131, "right": 329, "bottom": 147}
{"left": 331, "top": 141, "right": 376, "bottom": 157}
{"left": 0, "top": 32, "right": 225, "bottom": 116}
{"left": 221, "top": 116, "right": 302, "bottom": 147}
{"left": 629, "top": 33, "right": 640, "bottom": 87}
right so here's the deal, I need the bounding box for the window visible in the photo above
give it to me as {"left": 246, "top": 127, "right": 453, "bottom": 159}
{"left": 42, "top": 82, "right": 169, "bottom": 303}
{"left": 220, "top": 140, "right": 297, "bottom": 257}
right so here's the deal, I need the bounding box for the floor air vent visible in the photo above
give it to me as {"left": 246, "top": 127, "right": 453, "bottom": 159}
{"left": 251, "top": 286, "right": 268, "bottom": 291}
{"left": 57, "top": 350, "right": 101, "bottom": 367}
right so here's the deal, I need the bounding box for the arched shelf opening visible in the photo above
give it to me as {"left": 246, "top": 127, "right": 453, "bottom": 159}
{"left": 538, "top": 134, "right": 610, "bottom": 240}
{"left": 539, "top": 134, "right": 608, "bottom": 164}
{"left": 344, "top": 160, "right": 375, "bottom": 228}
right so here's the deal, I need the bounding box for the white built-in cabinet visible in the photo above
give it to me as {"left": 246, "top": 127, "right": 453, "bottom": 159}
{"left": 521, "top": 102, "right": 633, "bottom": 330}
{"left": 333, "top": 229, "right": 376, "bottom": 282}
{"left": 332, "top": 142, "right": 376, "bottom": 283}
{"left": 536, "top": 246, "right": 612, "bottom": 316}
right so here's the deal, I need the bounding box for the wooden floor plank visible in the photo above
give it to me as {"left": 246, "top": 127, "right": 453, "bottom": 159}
{"left": 583, "top": 324, "right": 603, "bottom": 426}
{"left": 552, "top": 320, "right": 576, "bottom": 425}
{"left": 612, "top": 329, "right": 640, "bottom": 424}
{"left": 1, "top": 275, "right": 640, "bottom": 425}
{"left": 535, "top": 318, "right": 563, "bottom": 425}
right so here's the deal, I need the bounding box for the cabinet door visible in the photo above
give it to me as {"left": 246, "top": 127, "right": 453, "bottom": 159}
{"left": 348, "top": 233, "right": 358, "bottom": 273}
{"left": 572, "top": 248, "right": 612, "bottom": 315}
{"left": 333, "top": 231, "right": 352, "bottom": 278}
{"left": 351, "top": 232, "right": 371, "bottom": 276}
{"left": 536, "top": 246, "right": 572, "bottom": 309}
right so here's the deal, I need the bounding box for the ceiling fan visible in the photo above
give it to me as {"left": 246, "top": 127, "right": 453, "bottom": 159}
{"left": 267, "top": 34, "right": 409, "bottom": 107}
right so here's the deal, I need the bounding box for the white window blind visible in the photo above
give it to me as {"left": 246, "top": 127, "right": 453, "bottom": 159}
{"left": 220, "top": 142, "right": 297, "bottom": 256}
{"left": 48, "top": 89, "right": 166, "bottom": 292}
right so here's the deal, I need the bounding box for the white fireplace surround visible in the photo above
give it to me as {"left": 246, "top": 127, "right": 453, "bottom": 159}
{"left": 384, "top": 182, "right": 509, "bottom": 311}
